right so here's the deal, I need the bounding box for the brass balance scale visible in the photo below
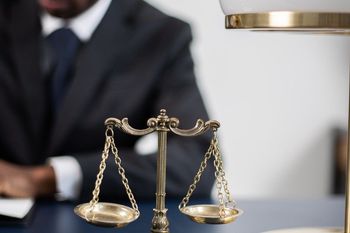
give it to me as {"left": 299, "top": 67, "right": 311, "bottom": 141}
{"left": 74, "top": 109, "right": 242, "bottom": 233}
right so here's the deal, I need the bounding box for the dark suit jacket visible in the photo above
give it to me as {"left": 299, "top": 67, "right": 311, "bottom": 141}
{"left": 0, "top": 0, "right": 215, "bottom": 201}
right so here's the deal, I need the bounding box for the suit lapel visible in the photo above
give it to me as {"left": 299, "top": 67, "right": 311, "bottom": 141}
{"left": 48, "top": 0, "right": 137, "bottom": 152}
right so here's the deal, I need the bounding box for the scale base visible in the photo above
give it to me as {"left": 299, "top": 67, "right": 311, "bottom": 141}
{"left": 262, "top": 227, "right": 342, "bottom": 233}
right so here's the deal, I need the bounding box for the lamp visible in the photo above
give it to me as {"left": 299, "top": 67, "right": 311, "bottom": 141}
{"left": 219, "top": 1, "right": 350, "bottom": 233}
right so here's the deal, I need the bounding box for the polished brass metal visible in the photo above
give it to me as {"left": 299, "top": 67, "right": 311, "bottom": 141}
{"left": 74, "top": 126, "right": 139, "bottom": 228}
{"left": 151, "top": 112, "right": 170, "bottom": 233}
{"left": 75, "top": 109, "right": 239, "bottom": 233}
{"left": 180, "top": 204, "right": 242, "bottom": 224}
{"left": 74, "top": 202, "right": 139, "bottom": 228}
{"left": 224, "top": 10, "right": 350, "bottom": 233}
{"left": 225, "top": 12, "right": 350, "bottom": 33}
{"left": 262, "top": 228, "right": 342, "bottom": 233}
{"left": 178, "top": 130, "right": 241, "bottom": 224}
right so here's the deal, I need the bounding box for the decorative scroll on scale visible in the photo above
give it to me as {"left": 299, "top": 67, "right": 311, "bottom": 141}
{"left": 74, "top": 109, "right": 242, "bottom": 233}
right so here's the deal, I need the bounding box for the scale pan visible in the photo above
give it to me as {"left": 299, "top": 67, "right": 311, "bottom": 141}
{"left": 74, "top": 202, "right": 139, "bottom": 228}
{"left": 180, "top": 204, "right": 242, "bottom": 224}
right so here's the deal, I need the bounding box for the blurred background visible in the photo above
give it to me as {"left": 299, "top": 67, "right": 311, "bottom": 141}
{"left": 146, "top": 0, "right": 350, "bottom": 198}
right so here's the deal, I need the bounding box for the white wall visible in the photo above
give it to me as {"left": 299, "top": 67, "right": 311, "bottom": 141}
{"left": 145, "top": 0, "right": 350, "bottom": 198}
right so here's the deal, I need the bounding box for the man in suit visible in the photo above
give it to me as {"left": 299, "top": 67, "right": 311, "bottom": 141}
{"left": 0, "top": 0, "right": 214, "bottom": 201}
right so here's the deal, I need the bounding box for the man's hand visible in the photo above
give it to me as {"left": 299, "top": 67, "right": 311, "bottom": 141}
{"left": 0, "top": 160, "right": 56, "bottom": 198}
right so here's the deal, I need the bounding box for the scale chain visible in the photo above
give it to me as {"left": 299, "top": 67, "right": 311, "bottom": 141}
{"left": 179, "top": 130, "right": 235, "bottom": 219}
{"left": 212, "top": 131, "right": 235, "bottom": 218}
{"left": 214, "top": 151, "right": 225, "bottom": 218}
{"left": 88, "top": 125, "right": 139, "bottom": 216}
{"left": 213, "top": 136, "right": 235, "bottom": 207}
{"left": 89, "top": 127, "right": 113, "bottom": 207}
{"left": 110, "top": 136, "right": 140, "bottom": 215}
{"left": 179, "top": 142, "right": 214, "bottom": 210}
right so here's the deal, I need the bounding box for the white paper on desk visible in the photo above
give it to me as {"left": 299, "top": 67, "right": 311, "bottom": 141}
{"left": 0, "top": 198, "right": 34, "bottom": 219}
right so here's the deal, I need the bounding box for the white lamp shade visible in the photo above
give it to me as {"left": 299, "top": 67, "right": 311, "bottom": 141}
{"left": 220, "top": 0, "right": 350, "bottom": 15}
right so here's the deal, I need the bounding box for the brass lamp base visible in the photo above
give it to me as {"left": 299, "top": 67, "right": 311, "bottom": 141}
{"left": 262, "top": 227, "right": 343, "bottom": 233}
{"left": 225, "top": 12, "right": 350, "bottom": 33}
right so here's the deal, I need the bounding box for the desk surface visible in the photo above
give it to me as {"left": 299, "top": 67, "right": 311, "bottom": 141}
{"left": 0, "top": 197, "right": 344, "bottom": 233}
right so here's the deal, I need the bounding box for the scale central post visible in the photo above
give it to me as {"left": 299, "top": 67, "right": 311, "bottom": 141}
{"left": 152, "top": 109, "right": 170, "bottom": 233}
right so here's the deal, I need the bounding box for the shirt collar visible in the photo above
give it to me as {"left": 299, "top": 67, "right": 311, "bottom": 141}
{"left": 41, "top": 0, "right": 112, "bottom": 42}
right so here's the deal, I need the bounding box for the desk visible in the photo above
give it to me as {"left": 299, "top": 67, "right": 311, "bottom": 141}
{"left": 0, "top": 197, "right": 344, "bottom": 233}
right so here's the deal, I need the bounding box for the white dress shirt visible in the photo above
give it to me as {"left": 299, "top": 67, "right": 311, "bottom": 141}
{"left": 43, "top": 0, "right": 112, "bottom": 200}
